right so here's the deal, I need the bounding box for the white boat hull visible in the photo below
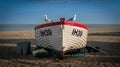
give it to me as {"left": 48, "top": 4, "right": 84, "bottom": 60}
{"left": 35, "top": 22, "right": 88, "bottom": 55}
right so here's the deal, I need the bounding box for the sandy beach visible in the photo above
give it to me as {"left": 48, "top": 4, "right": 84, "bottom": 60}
{"left": 0, "top": 28, "right": 120, "bottom": 67}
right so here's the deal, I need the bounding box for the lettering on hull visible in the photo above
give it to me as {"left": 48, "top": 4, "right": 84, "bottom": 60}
{"left": 72, "top": 29, "right": 83, "bottom": 37}
{"left": 40, "top": 29, "right": 52, "bottom": 36}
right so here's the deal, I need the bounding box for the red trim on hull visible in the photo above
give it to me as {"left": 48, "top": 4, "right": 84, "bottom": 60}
{"left": 35, "top": 22, "right": 88, "bottom": 30}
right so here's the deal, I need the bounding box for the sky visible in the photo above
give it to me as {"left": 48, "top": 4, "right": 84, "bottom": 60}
{"left": 0, "top": 0, "right": 120, "bottom": 24}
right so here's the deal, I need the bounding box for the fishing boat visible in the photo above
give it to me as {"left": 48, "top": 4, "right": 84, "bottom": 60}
{"left": 34, "top": 15, "right": 88, "bottom": 58}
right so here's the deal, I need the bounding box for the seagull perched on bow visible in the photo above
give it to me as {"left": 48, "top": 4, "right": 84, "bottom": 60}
{"left": 45, "top": 14, "right": 53, "bottom": 23}
{"left": 67, "top": 14, "right": 76, "bottom": 21}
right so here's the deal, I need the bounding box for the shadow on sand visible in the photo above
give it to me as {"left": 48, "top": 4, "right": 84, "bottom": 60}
{"left": 0, "top": 38, "right": 120, "bottom": 62}
{"left": 87, "top": 41, "right": 120, "bottom": 55}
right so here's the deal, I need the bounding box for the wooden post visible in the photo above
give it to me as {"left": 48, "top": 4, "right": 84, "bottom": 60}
{"left": 16, "top": 42, "right": 31, "bottom": 55}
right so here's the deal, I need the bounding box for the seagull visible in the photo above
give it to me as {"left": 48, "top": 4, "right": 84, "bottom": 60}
{"left": 44, "top": 14, "right": 53, "bottom": 23}
{"left": 67, "top": 14, "right": 76, "bottom": 21}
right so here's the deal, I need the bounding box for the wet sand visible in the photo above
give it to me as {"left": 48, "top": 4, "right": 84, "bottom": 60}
{"left": 0, "top": 28, "right": 120, "bottom": 67}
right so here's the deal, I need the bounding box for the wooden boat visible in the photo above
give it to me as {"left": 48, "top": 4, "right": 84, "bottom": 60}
{"left": 35, "top": 18, "right": 88, "bottom": 58}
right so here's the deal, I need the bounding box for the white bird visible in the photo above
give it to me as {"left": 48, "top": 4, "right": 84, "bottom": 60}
{"left": 67, "top": 14, "right": 77, "bottom": 21}
{"left": 45, "top": 14, "right": 52, "bottom": 23}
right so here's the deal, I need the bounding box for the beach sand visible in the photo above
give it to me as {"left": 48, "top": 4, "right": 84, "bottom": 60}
{"left": 0, "top": 28, "right": 120, "bottom": 67}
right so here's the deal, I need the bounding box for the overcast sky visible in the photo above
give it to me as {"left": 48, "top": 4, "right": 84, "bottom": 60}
{"left": 0, "top": 0, "right": 120, "bottom": 24}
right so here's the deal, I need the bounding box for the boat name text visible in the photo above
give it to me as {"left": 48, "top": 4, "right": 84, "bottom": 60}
{"left": 72, "top": 29, "right": 83, "bottom": 37}
{"left": 39, "top": 29, "right": 52, "bottom": 36}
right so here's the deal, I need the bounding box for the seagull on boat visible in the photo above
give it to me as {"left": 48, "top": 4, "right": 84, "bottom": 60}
{"left": 45, "top": 14, "right": 53, "bottom": 23}
{"left": 67, "top": 14, "right": 76, "bottom": 21}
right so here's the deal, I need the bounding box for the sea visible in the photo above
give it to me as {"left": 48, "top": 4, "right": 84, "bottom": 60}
{"left": 0, "top": 24, "right": 120, "bottom": 31}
